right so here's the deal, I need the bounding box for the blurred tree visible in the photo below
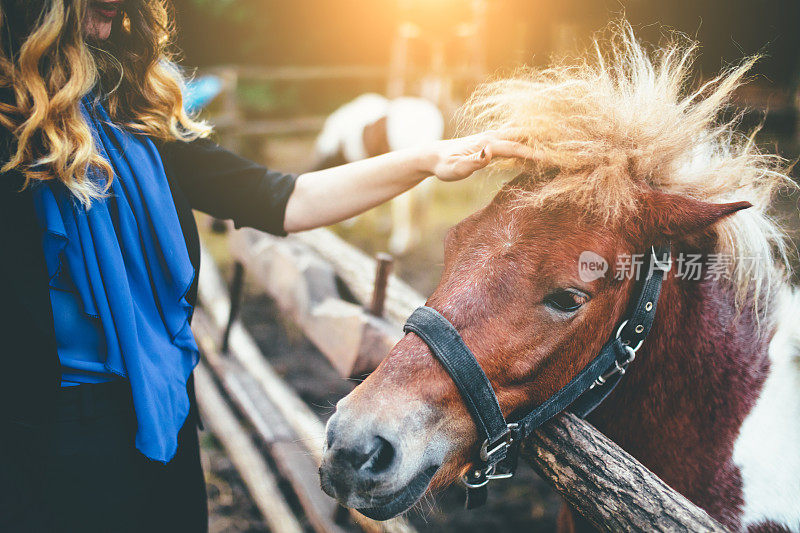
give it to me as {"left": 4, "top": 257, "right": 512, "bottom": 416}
{"left": 185, "top": 0, "right": 251, "bottom": 22}
{"left": 173, "top": 0, "right": 799, "bottom": 86}
{"left": 172, "top": 0, "right": 396, "bottom": 67}
{"left": 171, "top": 0, "right": 799, "bottom": 140}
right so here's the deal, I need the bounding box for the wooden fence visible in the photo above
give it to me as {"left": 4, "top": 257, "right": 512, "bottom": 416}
{"left": 199, "top": 65, "right": 387, "bottom": 153}
{"left": 195, "top": 238, "right": 416, "bottom": 533}
{"left": 192, "top": 220, "right": 730, "bottom": 532}
{"left": 200, "top": 64, "right": 486, "bottom": 153}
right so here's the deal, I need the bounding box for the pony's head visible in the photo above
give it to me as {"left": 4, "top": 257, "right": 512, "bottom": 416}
{"left": 319, "top": 23, "right": 793, "bottom": 519}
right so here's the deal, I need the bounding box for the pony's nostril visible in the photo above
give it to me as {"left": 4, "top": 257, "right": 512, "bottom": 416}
{"left": 363, "top": 436, "right": 395, "bottom": 474}
{"left": 337, "top": 435, "right": 397, "bottom": 475}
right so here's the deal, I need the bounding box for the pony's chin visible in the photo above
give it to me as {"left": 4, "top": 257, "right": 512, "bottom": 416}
{"left": 356, "top": 465, "right": 439, "bottom": 521}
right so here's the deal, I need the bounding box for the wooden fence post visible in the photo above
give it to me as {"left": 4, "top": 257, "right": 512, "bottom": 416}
{"left": 368, "top": 253, "right": 394, "bottom": 317}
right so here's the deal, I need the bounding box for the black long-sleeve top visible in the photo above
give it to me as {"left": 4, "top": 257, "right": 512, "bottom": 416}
{"left": 0, "top": 136, "right": 297, "bottom": 520}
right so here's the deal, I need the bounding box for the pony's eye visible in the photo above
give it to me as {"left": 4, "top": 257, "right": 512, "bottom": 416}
{"left": 544, "top": 289, "right": 588, "bottom": 313}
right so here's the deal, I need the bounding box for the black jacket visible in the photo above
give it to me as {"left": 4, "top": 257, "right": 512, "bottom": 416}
{"left": 0, "top": 136, "right": 297, "bottom": 520}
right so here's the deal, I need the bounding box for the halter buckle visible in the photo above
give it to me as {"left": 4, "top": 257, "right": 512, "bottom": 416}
{"left": 590, "top": 344, "right": 637, "bottom": 389}
{"left": 464, "top": 423, "right": 521, "bottom": 490}
{"left": 478, "top": 423, "right": 519, "bottom": 462}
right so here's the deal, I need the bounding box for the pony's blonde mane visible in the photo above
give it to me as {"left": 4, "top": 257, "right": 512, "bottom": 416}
{"left": 459, "top": 22, "right": 796, "bottom": 310}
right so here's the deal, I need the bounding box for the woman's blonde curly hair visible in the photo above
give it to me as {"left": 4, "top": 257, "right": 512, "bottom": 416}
{"left": 0, "top": 0, "right": 211, "bottom": 205}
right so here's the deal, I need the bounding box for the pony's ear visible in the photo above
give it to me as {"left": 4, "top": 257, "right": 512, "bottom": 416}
{"left": 642, "top": 190, "right": 752, "bottom": 238}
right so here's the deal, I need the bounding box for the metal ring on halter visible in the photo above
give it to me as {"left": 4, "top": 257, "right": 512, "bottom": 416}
{"left": 462, "top": 467, "right": 492, "bottom": 489}
{"left": 622, "top": 344, "right": 637, "bottom": 365}
{"left": 615, "top": 320, "right": 644, "bottom": 353}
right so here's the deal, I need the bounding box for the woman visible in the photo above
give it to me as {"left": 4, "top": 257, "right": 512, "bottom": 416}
{"left": 0, "top": 1, "right": 532, "bottom": 531}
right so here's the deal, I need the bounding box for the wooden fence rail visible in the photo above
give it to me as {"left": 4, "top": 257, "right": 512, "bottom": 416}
{"left": 196, "top": 243, "right": 418, "bottom": 533}
{"left": 228, "top": 227, "right": 406, "bottom": 377}
{"left": 215, "top": 226, "right": 730, "bottom": 532}
{"left": 526, "top": 416, "right": 729, "bottom": 532}
{"left": 195, "top": 312, "right": 352, "bottom": 533}
{"left": 194, "top": 361, "right": 305, "bottom": 533}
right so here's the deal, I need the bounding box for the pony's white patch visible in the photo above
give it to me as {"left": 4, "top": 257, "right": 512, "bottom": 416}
{"left": 315, "top": 94, "right": 444, "bottom": 164}
{"left": 314, "top": 93, "right": 389, "bottom": 161}
{"left": 384, "top": 98, "right": 442, "bottom": 254}
{"left": 733, "top": 286, "right": 800, "bottom": 532}
{"left": 314, "top": 94, "right": 443, "bottom": 255}
{"left": 385, "top": 97, "right": 444, "bottom": 150}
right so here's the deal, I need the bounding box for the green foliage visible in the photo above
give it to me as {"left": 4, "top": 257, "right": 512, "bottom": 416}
{"left": 186, "top": 0, "right": 252, "bottom": 23}
{"left": 236, "top": 81, "right": 299, "bottom": 114}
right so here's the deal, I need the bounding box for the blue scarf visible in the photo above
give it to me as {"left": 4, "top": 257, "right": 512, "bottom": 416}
{"left": 33, "top": 96, "right": 199, "bottom": 463}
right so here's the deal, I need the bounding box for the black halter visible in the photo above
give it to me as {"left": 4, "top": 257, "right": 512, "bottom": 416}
{"left": 403, "top": 244, "right": 671, "bottom": 508}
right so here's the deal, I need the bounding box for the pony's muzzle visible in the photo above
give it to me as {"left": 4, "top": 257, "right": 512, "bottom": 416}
{"left": 320, "top": 410, "right": 401, "bottom": 502}
{"left": 319, "top": 391, "right": 448, "bottom": 518}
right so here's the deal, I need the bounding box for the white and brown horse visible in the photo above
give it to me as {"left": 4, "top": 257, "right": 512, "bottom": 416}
{"left": 318, "top": 26, "right": 800, "bottom": 532}
{"left": 312, "top": 93, "right": 444, "bottom": 254}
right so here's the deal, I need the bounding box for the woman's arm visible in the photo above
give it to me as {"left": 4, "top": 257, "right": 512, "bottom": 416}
{"left": 283, "top": 131, "right": 534, "bottom": 233}
{"left": 158, "top": 137, "right": 298, "bottom": 235}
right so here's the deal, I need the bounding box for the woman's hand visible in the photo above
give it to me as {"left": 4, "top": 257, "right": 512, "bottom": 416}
{"left": 284, "top": 130, "right": 536, "bottom": 233}
{"left": 426, "top": 130, "right": 536, "bottom": 182}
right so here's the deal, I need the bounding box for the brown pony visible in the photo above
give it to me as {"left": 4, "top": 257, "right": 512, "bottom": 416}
{"left": 319, "top": 24, "right": 800, "bottom": 532}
